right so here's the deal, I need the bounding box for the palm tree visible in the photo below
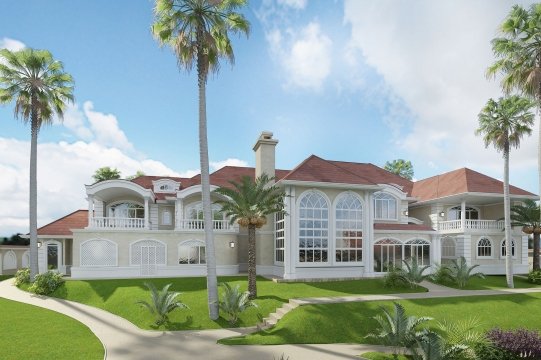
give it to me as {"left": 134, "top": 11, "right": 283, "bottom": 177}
{"left": 446, "top": 257, "right": 485, "bottom": 289}
{"left": 92, "top": 166, "right": 121, "bottom": 182}
{"left": 488, "top": 4, "right": 541, "bottom": 251}
{"left": 151, "top": 0, "right": 250, "bottom": 319}
{"left": 511, "top": 199, "right": 541, "bottom": 270}
{"left": 384, "top": 159, "right": 414, "bottom": 180}
{"left": 476, "top": 96, "right": 534, "bottom": 288}
{"left": 214, "top": 174, "right": 285, "bottom": 299}
{"left": 0, "top": 49, "right": 74, "bottom": 281}
{"left": 136, "top": 282, "right": 188, "bottom": 326}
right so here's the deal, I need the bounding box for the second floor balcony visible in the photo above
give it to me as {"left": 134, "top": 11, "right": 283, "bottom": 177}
{"left": 438, "top": 219, "right": 504, "bottom": 233}
{"left": 88, "top": 216, "right": 237, "bottom": 232}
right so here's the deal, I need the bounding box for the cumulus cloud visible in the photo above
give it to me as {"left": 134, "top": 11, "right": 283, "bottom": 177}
{"left": 343, "top": 0, "right": 538, "bottom": 178}
{"left": 0, "top": 37, "right": 25, "bottom": 51}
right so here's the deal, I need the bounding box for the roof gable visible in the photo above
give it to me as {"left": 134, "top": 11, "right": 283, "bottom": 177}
{"left": 37, "top": 210, "right": 88, "bottom": 236}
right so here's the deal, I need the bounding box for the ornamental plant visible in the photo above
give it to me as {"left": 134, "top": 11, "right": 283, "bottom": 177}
{"left": 28, "top": 270, "right": 64, "bottom": 295}
{"left": 14, "top": 268, "right": 30, "bottom": 286}
{"left": 528, "top": 269, "right": 541, "bottom": 284}
{"left": 136, "top": 282, "right": 188, "bottom": 326}
{"left": 218, "top": 282, "right": 257, "bottom": 325}
{"left": 486, "top": 328, "right": 541, "bottom": 359}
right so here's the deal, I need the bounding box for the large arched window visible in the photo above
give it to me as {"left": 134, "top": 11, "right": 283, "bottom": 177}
{"left": 477, "top": 237, "right": 492, "bottom": 258}
{"left": 500, "top": 239, "right": 516, "bottom": 259}
{"left": 335, "top": 192, "right": 363, "bottom": 263}
{"left": 108, "top": 202, "right": 144, "bottom": 219}
{"left": 298, "top": 191, "right": 329, "bottom": 263}
{"left": 373, "top": 238, "right": 403, "bottom": 272}
{"left": 448, "top": 206, "right": 479, "bottom": 221}
{"left": 178, "top": 240, "right": 206, "bottom": 264}
{"left": 405, "top": 239, "right": 431, "bottom": 266}
{"left": 374, "top": 193, "right": 397, "bottom": 220}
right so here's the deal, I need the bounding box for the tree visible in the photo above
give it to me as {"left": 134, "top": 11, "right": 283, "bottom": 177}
{"left": 510, "top": 199, "right": 540, "bottom": 270}
{"left": 488, "top": 4, "right": 541, "bottom": 257}
{"left": 126, "top": 170, "right": 145, "bottom": 180}
{"left": 152, "top": 0, "right": 250, "bottom": 319}
{"left": 214, "top": 174, "right": 285, "bottom": 299}
{"left": 384, "top": 159, "right": 414, "bottom": 180}
{"left": 0, "top": 49, "right": 74, "bottom": 281}
{"left": 476, "top": 96, "right": 534, "bottom": 288}
{"left": 92, "top": 166, "right": 121, "bottom": 182}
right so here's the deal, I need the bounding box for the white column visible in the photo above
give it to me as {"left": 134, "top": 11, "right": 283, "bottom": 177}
{"left": 364, "top": 191, "right": 374, "bottom": 276}
{"left": 144, "top": 197, "right": 149, "bottom": 229}
{"left": 175, "top": 198, "right": 183, "bottom": 230}
{"left": 461, "top": 200, "right": 466, "bottom": 231}
{"left": 284, "top": 186, "right": 296, "bottom": 279}
{"left": 431, "top": 235, "right": 441, "bottom": 269}
{"left": 87, "top": 195, "right": 94, "bottom": 228}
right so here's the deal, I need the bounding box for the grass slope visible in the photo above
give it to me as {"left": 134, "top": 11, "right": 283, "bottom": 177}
{"left": 221, "top": 292, "right": 541, "bottom": 345}
{"left": 0, "top": 297, "right": 103, "bottom": 360}
{"left": 434, "top": 275, "right": 541, "bottom": 290}
{"left": 47, "top": 276, "right": 424, "bottom": 330}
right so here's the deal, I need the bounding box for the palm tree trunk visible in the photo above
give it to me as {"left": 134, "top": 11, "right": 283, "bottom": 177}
{"left": 197, "top": 38, "right": 219, "bottom": 320}
{"left": 247, "top": 224, "right": 257, "bottom": 299}
{"left": 29, "top": 107, "right": 39, "bottom": 281}
{"left": 534, "top": 232, "right": 540, "bottom": 271}
{"left": 503, "top": 144, "right": 514, "bottom": 288}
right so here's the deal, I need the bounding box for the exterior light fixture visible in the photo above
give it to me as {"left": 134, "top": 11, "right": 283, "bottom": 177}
{"left": 37, "top": 241, "right": 42, "bottom": 248}
{"left": 402, "top": 210, "right": 409, "bottom": 216}
{"left": 439, "top": 211, "right": 445, "bottom": 217}
{"left": 229, "top": 241, "right": 235, "bottom": 248}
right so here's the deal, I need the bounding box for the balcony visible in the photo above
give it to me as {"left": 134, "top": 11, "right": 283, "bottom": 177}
{"left": 177, "top": 219, "right": 237, "bottom": 231}
{"left": 438, "top": 219, "right": 504, "bottom": 233}
{"left": 90, "top": 217, "right": 145, "bottom": 229}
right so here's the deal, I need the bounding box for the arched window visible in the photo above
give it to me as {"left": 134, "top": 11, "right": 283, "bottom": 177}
{"left": 501, "top": 239, "right": 516, "bottom": 258}
{"left": 335, "top": 192, "right": 363, "bottom": 263}
{"left": 130, "top": 239, "right": 166, "bottom": 266}
{"left": 22, "top": 250, "right": 29, "bottom": 268}
{"left": 405, "top": 239, "right": 431, "bottom": 266}
{"left": 3, "top": 250, "right": 17, "bottom": 270}
{"left": 81, "top": 239, "right": 117, "bottom": 267}
{"left": 448, "top": 206, "right": 479, "bottom": 221}
{"left": 178, "top": 240, "right": 206, "bottom": 264}
{"left": 374, "top": 193, "right": 397, "bottom": 220}
{"left": 477, "top": 237, "right": 492, "bottom": 258}
{"left": 185, "top": 201, "right": 223, "bottom": 220}
{"left": 298, "top": 191, "right": 329, "bottom": 263}
{"left": 441, "top": 237, "right": 456, "bottom": 263}
{"left": 161, "top": 210, "right": 172, "bottom": 226}
{"left": 108, "top": 202, "right": 144, "bottom": 219}
{"left": 373, "top": 238, "right": 402, "bottom": 272}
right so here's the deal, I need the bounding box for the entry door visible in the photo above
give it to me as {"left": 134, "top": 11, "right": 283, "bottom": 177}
{"left": 47, "top": 244, "right": 60, "bottom": 270}
{"left": 141, "top": 245, "right": 157, "bottom": 276}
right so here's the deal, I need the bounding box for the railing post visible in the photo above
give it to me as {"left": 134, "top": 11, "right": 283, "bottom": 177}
{"left": 87, "top": 195, "right": 94, "bottom": 228}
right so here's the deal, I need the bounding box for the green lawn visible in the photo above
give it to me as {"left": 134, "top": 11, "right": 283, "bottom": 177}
{"left": 43, "top": 276, "right": 424, "bottom": 330}
{"left": 220, "top": 292, "right": 541, "bottom": 345}
{"left": 433, "top": 275, "right": 541, "bottom": 290}
{"left": 0, "top": 297, "right": 103, "bottom": 360}
{"left": 0, "top": 275, "right": 13, "bottom": 281}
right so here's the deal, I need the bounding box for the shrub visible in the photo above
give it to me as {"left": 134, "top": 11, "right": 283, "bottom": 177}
{"left": 383, "top": 264, "right": 409, "bottom": 288}
{"left": 447, "top": 257, "right": 484, "bottom": 288}
{"left": 136, "top": 282, "right": 188, "bottom": 326}
{"left": 430, "top": 263, "right": 452, "bottom": 284}
{"left": 218, "top": 282, "right": 257, "bottom": 325}
{"left": 486, "top": 328, "right": 541, "bottom": 359}
{"left": 528, "top": 270, "right": 541, "bottom": 284}
{"left": 28, "top": 271, "right": 64, "bottom": 295}
{"left": 473, "top": 342, "right": 517, "bottom": 360}
{"left": 401, "top": 257, "right": 431, "bottom": 287}
{"left": 14, "top": 268, "right": 30, "bottom": 286}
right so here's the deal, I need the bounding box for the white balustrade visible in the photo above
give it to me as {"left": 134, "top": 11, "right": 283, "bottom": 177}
{"left": 90, "top": 217, "right": 145, "bottom": 229}
{"left": 177, "top": 219, "right": 236, "bottom": 231}
{"left": 438, "top": 219, "right": 504, "bottom": 231}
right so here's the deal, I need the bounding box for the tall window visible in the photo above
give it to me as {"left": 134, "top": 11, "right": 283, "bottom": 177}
{"left": 184, "top": 201, "right": 224, "bottom": 229}
{"left": 501, "top": 239, "right": 516, "bottom": 258}
{"left": 373, "top": 238, "right": 403, "bottom": 272}
{"left": 448, "top": 206, "right": 479, "bottom": 221}
{"left": 477, "top": 237, "right": 492, "bottom": 258}
{"left": 441, "top": 237, "right": 456, "bottom": 263}
{"left": 161, "top": 210, "right": 172, "bottom": 225}
{"left": 404, "top": 239, "right": 431, "bottom": 266}
{"left": 275, "top": 212, "right": 285, "bottom": 263}
{"left": 178, "top": 240, "right": 206, "bottom": 264}
{"left": 109, "top": 202, "right": 144, "bottom": 218}
{"left": 374, "top": 193, "right": 397, "bottom": 220}
{"left": 335, "top": 192, "right": 363, "bottom": 263}
{"left": 298, "top": 191, "right": 329, "bottom": 263}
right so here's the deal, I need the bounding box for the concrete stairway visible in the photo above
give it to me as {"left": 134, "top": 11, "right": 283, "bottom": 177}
{"left": 257, "top": 299, "right": 301, "bottom": 330}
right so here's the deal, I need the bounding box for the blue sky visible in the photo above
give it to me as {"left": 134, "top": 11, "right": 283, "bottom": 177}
{"left": 0, "top": 0, "right": 539, "bottom": 235}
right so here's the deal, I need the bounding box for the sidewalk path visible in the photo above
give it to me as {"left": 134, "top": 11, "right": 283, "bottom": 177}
{"left": 1, "top": 279, "right": 541, "bottom": 360}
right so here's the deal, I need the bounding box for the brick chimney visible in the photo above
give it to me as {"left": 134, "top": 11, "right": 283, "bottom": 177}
{"left": 253, "top": 131, "right": 278, "bottom": 179}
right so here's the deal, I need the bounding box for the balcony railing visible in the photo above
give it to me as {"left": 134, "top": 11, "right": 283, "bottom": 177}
{"left": 177, "top": 219, "right": 236, "bottom": 231}
{"left": 90, "top": 217, "right": 145, "bottom": 229}
{"left": 438, "top": 219, "right": 504, "bottom": 232}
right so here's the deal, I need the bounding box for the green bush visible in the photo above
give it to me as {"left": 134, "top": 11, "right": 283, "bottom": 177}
{"left": 474, "top": 342, "right": 518, "bottom": 360}
{"left": 528, "top": 270, "right": 541, "bottom": 284}
{"left": 136, "top": 282, "right": 188, "bottom": 326}
{"left": 14, "top": 268, "right": 30, "bottom": 286}
{"left": 28, "top": 271, "right": 64, "bottom": 295}
{"left": 382, "top": 264, "right": 409, "bottom": 288}
{"left": 430, "top": 263, "right": 452, "bottom": 284}
{"left": 218, "top": 282, "right": 257, "bottom": 325}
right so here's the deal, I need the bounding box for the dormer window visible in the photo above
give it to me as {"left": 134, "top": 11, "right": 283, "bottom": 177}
{"left": 152, "top": 179, "right": 181, "bottom": 193}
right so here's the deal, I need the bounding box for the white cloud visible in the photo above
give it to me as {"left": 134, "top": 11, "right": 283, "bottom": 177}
{"left": 83, "top": 101, "right": 133, "bottom": 151}
{"left": 268, "top": 22, "right": 332, "bottom": 91}
{"left": 210, "top": 158, "right": 249, "bottom": 170}
{"left": 343, "top": 0, "right": 538, "bottom": 179}
{"left": 0, "top": 37, "right": 25, "bottom": 51}
{"left": 277, "top": 0, "right": 307, "bottom": 10}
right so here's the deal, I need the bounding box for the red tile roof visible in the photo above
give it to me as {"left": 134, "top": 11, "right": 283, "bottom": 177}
{"left": 374, "top": 223, "right": 435, "bottom": 231}
{"left": 37, "top": 210, "right": 88, "bottom": 236}
{"left": 411, "top": 168, "right": 535, "bottom": 202}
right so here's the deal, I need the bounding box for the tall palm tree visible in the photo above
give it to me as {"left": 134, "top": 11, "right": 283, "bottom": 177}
{"left": 214, "top": 174, "right": 285, "bottom": 299}
{"left": 152, "top": 0, "right": 250, "bottom": 319}
{"left": 0, "top": 48, "right": 74, "bottom": 280}
{"left": 487, "top": 4, "right": 541, "bottom": 245}
{"left": 384, "top": 159, "right": 414, "bottom": 180}
{"left": 510, "top": 199, "right": 540, "bottom": 270}
{"left": 476, "top": 96, "right": 534, "bottom": 288}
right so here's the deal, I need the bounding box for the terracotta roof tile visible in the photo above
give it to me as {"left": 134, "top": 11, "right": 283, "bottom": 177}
{"left": 412, "top": 168, "right": 535, "bottom": 202}
{"left": 37, "top": 210, "right": 88, "bottom": 236}
{"left": 374, "top": 223, "right": 435, "bottom": 231}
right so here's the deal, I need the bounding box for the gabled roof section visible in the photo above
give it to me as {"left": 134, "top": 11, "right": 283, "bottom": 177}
{"left": 281, "top": 155, "right": 378, "bottom": 186}
{"left": 190, "top": 166, "right": 291, "bottom": 189}
{"left": 131, "top": 176, "right": 192, "bottom": 190}
{"left": 412, "top": 167, "right": 535, "bottom": 202}
{"left": 37, "top": 210, "right": 88, "bottom": 236}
